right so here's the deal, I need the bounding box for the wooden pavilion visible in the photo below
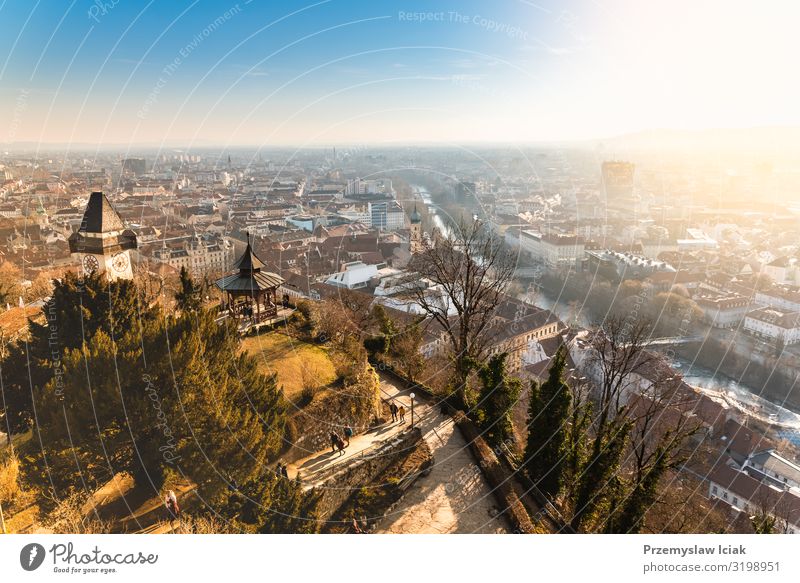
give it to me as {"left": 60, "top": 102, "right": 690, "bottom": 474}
{"left": 215, "top": 235, "right": 284, "bottom": 324}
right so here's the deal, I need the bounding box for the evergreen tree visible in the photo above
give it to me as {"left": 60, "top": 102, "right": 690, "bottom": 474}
{"left": 475, "top": 353, "right": 521, "bottom": 447}
{"left": 570, "top": 420, "right": 631, "bottom": 532}
{"left": 751, "top": 511, "right": 777, "bottom": 534}
{"left": 524, "top": 347, "right": 572, "bottom": 499}
{"left": 174, "top": 266, "right": 202, "bottom": 313}
{"left": 1, "top": 271, "right": 142, "bottom": 435}
{"left": 9, "top": 272, "right": 289, "bottom": 506}
{"left": 611, "top": 446, "right": 668, "bottom": 533}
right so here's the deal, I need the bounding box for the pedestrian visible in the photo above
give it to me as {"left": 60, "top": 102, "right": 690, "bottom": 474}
{"left": 165, "top": 490, "right": 180, "bottom": 531}
{"left": 330, "top": 431, "right": 340, "bottom": 453}
{"left": 398, "top": 405, "right": 406, "bottom": 423}
{"left": 336, "top": 436, "right": 346, "bottom": 455}
{"left": 352, "top": 516, "right": 363, "bottom": 534}
{"left": 344, "top": 424, "right": 353, "bottom": 446}
{"left": 282, "top": 465, "right": 289, "bottom": 479}
{"left": 390, "top": 402, "right": 398, "bottom": 422}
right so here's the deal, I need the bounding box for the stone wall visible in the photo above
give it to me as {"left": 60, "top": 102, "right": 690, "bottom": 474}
{"left": 313, "top": 427, "right": 424, "bottom": 524}
{"left": 452, "top": 412, "right": 536, "bottom": 534}
{"left": 286, "top": 364, "right": 381, "bottom": 463}
{"left": 378, "top": 363, "right": 537, "bottom": 533}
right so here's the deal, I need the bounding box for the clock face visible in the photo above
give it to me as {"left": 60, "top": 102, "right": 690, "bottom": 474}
{"left": 83, "top": 254, "right": 100, "bottom": 274}
{"left": 111, "top": 252, "right": 129, "bottom": 273}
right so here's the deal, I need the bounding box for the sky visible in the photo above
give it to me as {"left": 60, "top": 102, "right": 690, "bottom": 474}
{"left": 1, "top": 0, "right": 799, "bottom": 147}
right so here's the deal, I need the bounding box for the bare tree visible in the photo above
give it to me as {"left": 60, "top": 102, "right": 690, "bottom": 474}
{"left": 405, "top": 218, "right": 515, "bottom": 404}
{"left": 571, "top": 317, "right": 700, "bottom": 532}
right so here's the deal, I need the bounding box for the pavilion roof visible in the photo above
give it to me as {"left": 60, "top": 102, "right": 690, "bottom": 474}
{"left": 233, "top": 241, "right": 266, "bottom": 271}
{"left": 215, "top": 271, "right": 284, "bottom": 292}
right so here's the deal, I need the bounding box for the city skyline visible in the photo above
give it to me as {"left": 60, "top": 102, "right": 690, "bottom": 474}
{"left": 2, "top": 0, "right": 800, "bottom": 147}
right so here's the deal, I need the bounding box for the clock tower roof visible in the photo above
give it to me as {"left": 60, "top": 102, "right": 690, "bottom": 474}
{"left": 68, "top": 191, "right": 137, "bottom": 255}
{"left": 79, "top": 191, "right": 126, "bottom": 234}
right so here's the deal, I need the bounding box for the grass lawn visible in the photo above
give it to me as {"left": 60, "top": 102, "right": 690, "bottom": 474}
{"left": 241, "top": 332, "right": 337, "bottom": 400}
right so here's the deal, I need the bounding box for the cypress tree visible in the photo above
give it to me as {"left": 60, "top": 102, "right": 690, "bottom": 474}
{"left": 523, "top": 346, "right": 572, "bottom": 499}
{"left": 174, "top": 266, "right": 202, "bottom": 313}
{"left": 476, "top": 353, "right": 521, "bottom": 447}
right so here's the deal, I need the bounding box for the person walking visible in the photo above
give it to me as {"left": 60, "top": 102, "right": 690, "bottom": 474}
{"left": 398, "top": 405, "right": 406, "bottom": 423}
{"left": 330, "top": 431, "right": 340, "bottom": 453}
{"left": 352, "top": 516, "right": 363, "bottom": 534}
{"left": 343, "top": 424, "right": 353, "bottom": 446}
{"left": 389, "top": 402, "right": 398, "bottom": 422}
{"left": 165, "top": 490, "right": 181, "bottom": 531}
{"left": 336, "top": 435, "right": 346, "bottom": 455}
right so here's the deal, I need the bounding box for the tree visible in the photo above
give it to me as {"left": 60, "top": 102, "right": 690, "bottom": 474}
{"left": 569, "top": 317, "right": 699, "bottom": 533}
{"left": 363, "top": 304, "right": 393, "bottom": 356}
{"left": 26, "top": 272, "right": 54, "bottom": 302}
{"left": 0, "top": 447, "right": 20, "bottom": 512}
{"left": 475, "top": 353, "right": 521, "bottom": 447}
{"left": 174, "top": 266, "right": 202, "bottom": 313}
{"left": 524, "top": 347, "right": 572, "bottom": 499}
{"left": 754, "top": 272, "right": 774, "bottom": 292}
{"left": 388, "top": 321, "right": 425, "bottom": 381}
{"left": 405, "top": 218, "right": 515, "bottom": 404}
{"left": 751, "top": 511, "right": 777, "bottom": 534}
{"left": 0, "top": 262, "right": 22, "bottom": 306}
{"left": 2, "top": 270, "right": 289, "bottom": 507}
{"left": 316, "top": 290, "right": 375, "bottom": 347}
{"left": 606, "top": 383, "right": 700, "bottom": 533}
{"left": 0, "top": 271, "right": 143, "bottom": 435}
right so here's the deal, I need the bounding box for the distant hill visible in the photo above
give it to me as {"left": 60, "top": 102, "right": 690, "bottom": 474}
{"left": 597, "top": 126, "right": 800, "bottom": 153}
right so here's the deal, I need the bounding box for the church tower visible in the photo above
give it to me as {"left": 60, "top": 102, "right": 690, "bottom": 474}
{"left": 68, "top": 191, "right": 137, "bottom": 281}
{"left": 409, "top": 203, "right": 422, "bottom": 254}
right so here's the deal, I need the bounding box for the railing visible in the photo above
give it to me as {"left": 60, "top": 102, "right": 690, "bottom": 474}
{"left": 302, "top": 428, "right": 416, "bottom": 486}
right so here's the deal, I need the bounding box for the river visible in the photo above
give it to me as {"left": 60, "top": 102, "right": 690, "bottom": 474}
{"left": 410, "top": 184, "right": 800, "bottom": 437}
{"left": 412, "top": 184, "right": 451, "bottom": 240}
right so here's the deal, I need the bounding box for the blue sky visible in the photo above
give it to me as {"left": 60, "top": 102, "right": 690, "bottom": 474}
{"left": 1, "top": 0, "right": 799, "bottom": 146}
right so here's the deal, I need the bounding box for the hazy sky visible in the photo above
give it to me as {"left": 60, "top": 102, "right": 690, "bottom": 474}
{"left": 1, "top": 0, "right": 799, "bottom": 147}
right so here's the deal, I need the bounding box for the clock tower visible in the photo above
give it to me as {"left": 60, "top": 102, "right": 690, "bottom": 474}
{"left": 68, "top": 191, "right": 137, "bottom": 281}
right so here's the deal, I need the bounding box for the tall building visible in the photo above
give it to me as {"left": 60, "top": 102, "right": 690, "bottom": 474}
{"left": 369, "top": 201, "right": 405, "bottom": 231}
{"left": 601, "top": 161, "right": 636, "bottom": 211}
{"left": 68, "top": 192, "right": 137, "bottom": 281}
{"left": 121, "top": 158, "right": 146, "bottom": 176}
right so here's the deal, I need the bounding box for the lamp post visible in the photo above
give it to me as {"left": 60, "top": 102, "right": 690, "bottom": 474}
{"left": 409, "top": 392, "right": 415, "bottom": 429}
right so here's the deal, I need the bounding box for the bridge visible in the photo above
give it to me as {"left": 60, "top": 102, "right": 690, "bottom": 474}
{"left": 513, "top": 267, "right": 546, "bottom": 279}
{"left": 642, "top": 336, "right": 704, "bottom": 347}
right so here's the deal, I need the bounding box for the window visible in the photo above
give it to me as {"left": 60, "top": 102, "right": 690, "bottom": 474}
{"left": 712, "top": 486, "right": 718, "bottom": 495}
{"left": 722, "top": 492, "right": 728, "bottom": 500}
{"left": 732, "top": 497, "right": 739, "bottom": 505}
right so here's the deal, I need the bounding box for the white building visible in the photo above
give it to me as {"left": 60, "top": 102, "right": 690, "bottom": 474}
{"left": 755, "top": 288, "right": 800, "bottom": 312}
{"left": 520, "top": 231, "right": 584, "bottom": 269}
{"left": 694, "top": 294, "right": 751, "bottom": 329}
{"left": 743, "top": 449, "right": 800, "bottom": 490}
{"left": 677, "top": 228, "right": 718, "bottom": 252}
{"left": 744, "top": 307, "right": 800, "bottom": 345}
{"left": 707, "top": 463, "right": 800, "bottom": 534}
{"left": 764, "top": 256, "right": 799, "bottom": 286}
{"left": 325, "top": 261, "right": 379, "bottom": 290}
{"left": 369, "top": 201, "right": 405, "bottom": 231}
{"left": 345, "top": 178, "right": 393, "bottom": 195}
